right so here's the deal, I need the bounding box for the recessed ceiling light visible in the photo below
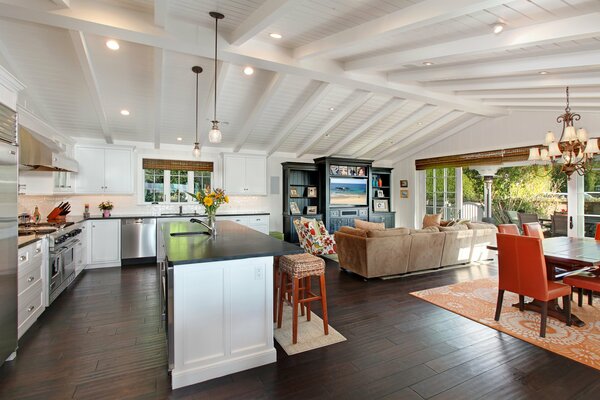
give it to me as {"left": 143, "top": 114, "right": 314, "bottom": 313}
{"left": 493, "top": 22, "right": 505, "bottom": 34}
{"left": 417, "top": 122, "right": 423, "bottom": 126}
{"left": 539, "top": 71, "right": 549, "bottom": 75}
{"left": 177, "top": 137, "right": 182, "bottom": 141}
{"left": 243, "top": 66, "right": 254, "bottom": 75}
{"left": 106, "top": 40, "right": 120, "bottom": 50}
{"left": 325, "top": 134, "right": 330, "bottom": 137}
{"left": 423, "top": 61, "right": 434, "bottom": 66}
{"left": 120, "top": 109, "right": 130, "bottom": 116}
{"left": 269, "top": 33, "right": 282, "bottom": 39}
{"left": 329, "top": 107, "right": 335, "bottom": 111}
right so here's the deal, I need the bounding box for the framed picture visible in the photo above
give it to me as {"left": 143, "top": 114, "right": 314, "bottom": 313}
{"left": 377, "top": 189, "right": 384, "bottom": 198}
{"left": 400, "top": 180, "right": 408, "bottom": 188}
{"left": 290, "top": 187, "right": 300, "bottom": 198}
{"left": 290, "top": 201, "right": 301, "bottom": 215}
{"left": 348, "top": 166, "right": 357, "bottom": 176}
{"left": 306, "top": 206, "right": 317, "bottom": 215}
{"left": 373, "top": 199, "right": 389, "bottom": 212}
{"left": 339, "top": 166, "right": 348, "bottom": 176}
{"left": 307, "top": 186, "right": 317, "bottom": 198}
{"left": 357, "top": 166, "right": 366, "bottom": 176}
{"left": 330, "top": 165, "right": 339, "bottom": 175}
{"left": 400, "top": 189, "right": 409, "bottom": 199}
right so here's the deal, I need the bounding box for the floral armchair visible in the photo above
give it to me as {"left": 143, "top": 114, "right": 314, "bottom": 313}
{"left": 293, "top": 218, "right": 337, "bottom": 256}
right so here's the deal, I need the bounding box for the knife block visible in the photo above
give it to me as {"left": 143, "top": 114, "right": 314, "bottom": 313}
{"left": 47, "top": 207, "right": 65, "bottom": 221}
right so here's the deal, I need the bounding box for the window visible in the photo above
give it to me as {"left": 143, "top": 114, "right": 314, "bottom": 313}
{"left": 425, "top": 167, "right": 460, "bottom": 219}
{"left": 142, "top": 159, "right": 213, "bottom": 204}
{"left": 584, "top": 161, "right": 600, "bottom": 237}
{"left": 193, "top": 171, "right": 212, "bottom": 194}
{"left": 144, "top": 169, "right": 164, "bottom": 203}
{"left": 170, "top": 170, "right": 188, "bottom": 202}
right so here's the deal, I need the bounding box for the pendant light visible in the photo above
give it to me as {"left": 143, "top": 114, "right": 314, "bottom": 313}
{"left": 208, "top": 11, "right": 224, "bottom": 144}
{"left": 192, "top": 65, "right": 203, "bottom": 158}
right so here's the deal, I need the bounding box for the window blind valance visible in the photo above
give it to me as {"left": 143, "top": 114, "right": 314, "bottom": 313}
{"left": 142, "top": 158, "right": 213, "bottom": 172}
{"left": 415, "top": 146, "right": 532, "bottom": 170}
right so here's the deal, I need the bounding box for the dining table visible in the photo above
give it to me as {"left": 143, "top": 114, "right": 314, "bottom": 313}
{"left": 489, "top": 236, "right": 600, "bottom": 327}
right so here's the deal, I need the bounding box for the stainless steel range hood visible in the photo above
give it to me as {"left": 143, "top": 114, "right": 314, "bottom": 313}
{"left": 19, "top": 127, "right": 78, "bottom": 172}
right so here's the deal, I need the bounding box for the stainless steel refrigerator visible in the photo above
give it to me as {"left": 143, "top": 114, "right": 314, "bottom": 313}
{"left": 0, "top": 102, "right": 18, "bottom": 366}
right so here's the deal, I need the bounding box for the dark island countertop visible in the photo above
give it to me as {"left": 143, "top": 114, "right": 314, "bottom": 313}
{"left": 163, "top": 220, "right": 303, "bottom": 265}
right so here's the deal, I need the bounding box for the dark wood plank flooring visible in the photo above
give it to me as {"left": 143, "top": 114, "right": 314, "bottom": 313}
{"left": 1, "top": 261, "right": 599, "bottom": 399}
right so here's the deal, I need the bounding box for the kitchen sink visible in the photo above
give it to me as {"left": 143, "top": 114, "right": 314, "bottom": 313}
{"left": 170, "top": 231, "right": 210, "bottom": 237}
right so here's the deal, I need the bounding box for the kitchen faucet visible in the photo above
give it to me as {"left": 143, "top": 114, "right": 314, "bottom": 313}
{"left": 179, "top": 205, "right": 183, "bottom": 215}
{"left": 190, "top": 218, "right": 214, "bottom": 236}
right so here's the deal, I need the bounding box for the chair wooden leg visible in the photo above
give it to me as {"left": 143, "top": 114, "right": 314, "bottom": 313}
{"left": 306, "top": 276, "right": 312, "bottom": 321}
{"left": 518, "top": 295, "right": 525, "bottom": 312}
{"left": 540, "top": 301, "right": 548, "bottom": 338}
{"left": 589, "top": 290, "right": 593, "bottom": 306}
{"left": 319, "top": 274, "right": 329, "bottom": 335}
{"left": 578, "top": 287, "right": 583, "bottom": 307}
{"left": 292, "top": 277, "right": 300, "bottom": 344}
{"left": 563, "top": 295, "right": 572, "bottom": 326}
{"left": 277, "top": 271, "right": 286, "bottom": 329}
{"left": 494, "top": 290, "right": 505, "bottom": 321}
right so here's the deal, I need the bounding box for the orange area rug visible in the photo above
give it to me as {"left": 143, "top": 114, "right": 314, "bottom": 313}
{"left": 411, "top": 278, "right": 600, "bottom": 371}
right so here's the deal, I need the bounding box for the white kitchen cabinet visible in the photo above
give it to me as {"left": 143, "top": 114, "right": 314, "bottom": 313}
{"left": 90, "top": 219, "right": 121, "bottom": 267}
{"left": 217, "top": 214, "right": 269, "bottom": 235}
{"left": 222, "top": 154, "right": 266, "bottom": 195}
{"left": 74, "top": 146, "right": 133, "bottom": 194}
{"left": 74, "top": 223, "right": 89, "bottom": 276}
{"left": 17, "top": 240, "right": 45, "bottom": 339}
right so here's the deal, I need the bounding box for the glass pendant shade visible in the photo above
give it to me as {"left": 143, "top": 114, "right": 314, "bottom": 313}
{"left": 208, "top": 121, "right": 222, "bottom": 143}
{"left": 584, "top": 138, "right": 599, "bottom": 155}
{"left": 528, "top": 147, "right": 541, "bottom": 161}
{"left": 540, "top": 148, "right": 549, "bottom": 161}
{"left": 564, "top": 126, "right": 577, "bottom": 142}
{"left": 544, "top": 131, "right": 556, "bottom": 145}
{"left": 548, "top": 142, "right": 562, "bottom": 157}
{"left": 192, "top": 142, "right": 201, "bottom": 158}
{"left": 577, "top": 128, "right": 589, "bottom": 142}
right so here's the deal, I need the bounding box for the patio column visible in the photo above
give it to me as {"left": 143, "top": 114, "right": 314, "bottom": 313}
{"left": 567, "top": 173, "right": 585, "bottom": 238}
{"left": 473, "top": 166, "right": 500, "bottom": 222}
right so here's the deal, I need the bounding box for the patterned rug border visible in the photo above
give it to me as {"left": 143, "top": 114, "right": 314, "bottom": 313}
{"left": 410, "top": 277, "right": 600, "bottom": 371}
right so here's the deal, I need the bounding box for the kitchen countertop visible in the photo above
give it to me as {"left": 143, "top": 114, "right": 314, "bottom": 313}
{"left": 75, "top": 211, "right": 270, "bottom": 221}
{"left": 18, "top": 235, "right": 43, "bottom": 248}
{"left": 163, "top": 220, "right": 302, "bottom": 265}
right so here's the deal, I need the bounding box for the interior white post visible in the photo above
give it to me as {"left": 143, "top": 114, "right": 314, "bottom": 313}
{"left": 567, "top": 173, "right": 584, "bottom": 238}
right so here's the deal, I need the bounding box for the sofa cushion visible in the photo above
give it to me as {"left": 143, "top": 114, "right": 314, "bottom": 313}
{"left": 410, "top": 226, "right": 440, "bottom": 234}
{"left": 366, "top": 228, "right": 410, "bottom": 238}
{"left": 467, "top": 222, "right": 498, "bottom": 231}
{"left": 338, "top": 226, "right": 367, "bottom": 237}
{"left": 422, "top": 213, "right": 442, "bottom": 228}
{"left": 439, "top": 225, "right": 469, "bottom": 232}
{"left": 355, "top": 219, "right": 385, "bottom": 231}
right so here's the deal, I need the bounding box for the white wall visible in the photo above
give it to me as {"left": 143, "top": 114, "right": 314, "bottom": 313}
{"left": 392, "top": 109, "right": 600, "bottom": 228}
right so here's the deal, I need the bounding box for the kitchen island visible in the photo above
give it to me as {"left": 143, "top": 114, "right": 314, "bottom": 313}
{"left": 161, "top": 220, "right": 303, "bottom": 389}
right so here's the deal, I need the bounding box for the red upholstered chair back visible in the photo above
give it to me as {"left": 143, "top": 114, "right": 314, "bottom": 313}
{"left": 595, "top": 223, "right": 600, "bottom": 241}
{"left": 496, "top": 233, "right": 549, "bottom": 300}
{"left": 523, "top": 222, "right": 544, "bottom": 240}
{"left": 498, "top": 224, "right": 520, "bottom": 235}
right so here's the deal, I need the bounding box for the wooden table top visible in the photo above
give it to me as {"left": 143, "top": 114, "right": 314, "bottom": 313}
{"left": 542, "top": 236, "right": 600, "bottom": 267}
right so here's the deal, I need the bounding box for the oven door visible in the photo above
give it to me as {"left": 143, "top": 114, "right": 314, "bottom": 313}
{"left": 49, "top": 251, "right": 63, "bottom": 294}
{"left": 62, "top": 242, "right": 76, "bottom": 281}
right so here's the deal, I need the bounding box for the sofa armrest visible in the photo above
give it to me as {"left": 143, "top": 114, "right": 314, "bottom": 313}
{"left": 334, "top": 232, "right": 368, "bottom": 277}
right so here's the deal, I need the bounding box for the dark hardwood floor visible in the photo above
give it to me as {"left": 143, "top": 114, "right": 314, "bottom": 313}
{"left": 1, "top": 260, "right": 599, "bottom": 399}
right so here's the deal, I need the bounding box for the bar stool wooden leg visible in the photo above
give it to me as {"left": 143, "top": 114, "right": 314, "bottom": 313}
{"left": 306, "top": 276, "right": 312, "bottom": 321}
{"left": 319, "top": 274, "right": 329, "bottom": 335}
{"left": 292, "top": 276, "right": 300, "bottom": 344}
{"left": 277, "top": 271, "right": 287, "bottom": 329}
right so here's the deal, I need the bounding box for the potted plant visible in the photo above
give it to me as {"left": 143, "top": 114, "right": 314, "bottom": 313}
{"left": 98, "top": 201, "right": 113, "bottom": 218}
{"left": 187, "top": 187, "right": 228, "bottom": 236}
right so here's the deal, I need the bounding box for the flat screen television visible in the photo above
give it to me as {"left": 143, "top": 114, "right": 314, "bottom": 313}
{"left": 330, "top": 177, "right": 368, "bottom": 206}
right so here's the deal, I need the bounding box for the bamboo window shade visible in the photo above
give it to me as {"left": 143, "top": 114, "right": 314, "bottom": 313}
{"left": 415, "top": 146, "right": 532, "bottom": 170}
{"left": 142, "top": 159, "right": 213, "bottom": 172}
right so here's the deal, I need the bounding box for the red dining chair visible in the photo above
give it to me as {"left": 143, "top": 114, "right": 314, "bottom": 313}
{"left": 595, "top": 223, "right": 600, "bottom": 240}
{"left": 563, "top": 272, "right": 600, "bottom": 307}
{"left": 498, "top": 224, "right": 520, "bottom": 235}
{"left": 494, "top": 233, "right": 571, "bottom": 337}
{"left": 523, "top": 222, "right": 544, "bottom": 240}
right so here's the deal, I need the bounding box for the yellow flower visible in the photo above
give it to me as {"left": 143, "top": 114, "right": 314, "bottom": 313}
{"left": 204, "top": 197, "right": 213, "bottom": 207}
{"left": 196, "top": 192, "right": 201, "bottom": 200}
{"left": 224, "top": 195, "right": 229, "bottom": 203}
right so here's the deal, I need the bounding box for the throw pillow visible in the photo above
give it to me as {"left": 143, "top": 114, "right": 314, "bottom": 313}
{"left": 300, "top": 217, "right": 321, "bottom": 237}
{"left": 422, "top": 213, "right": 442, "bottom": 228}
{"left": 316, "top": 220, "right": 329, "bottom": 236}
{"left": 354, "top": 219, "right": 385, "bottom": 231}
{"left": 338, "top": 226, "right": 367, "bottom": 237}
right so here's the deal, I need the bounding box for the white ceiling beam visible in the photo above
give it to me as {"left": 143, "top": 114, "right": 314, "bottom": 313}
{"left": 233, "top": 72, "right": 285, "bottom": 152}
{"left": 482, "top": 100, "right": 600, "bottom": 108}
{"left": 200, "top": 62, "right": 230, "bottom": 147}
{"left": 230, "top": 0, "right": 296, "bottom": 46}
{"left": 456, "top": 88, "right": 600, "bottom": 99}
{"left": 394, "top": 116, "right": 485, "bottom": 163}
{"left": 68, "top": 30, "right": 112, "bottom": 144}
{"left": 154, "top": 0, "right": 168, "bottom": 28}
{"left": 0, "top": 0, "right": 505, "bottom": 117}
{"left": 388, "top": 50, "right": 600, "bottom": 82}
{"left": 293, "top": 0, "right": 506, "bottom": 60}
{"left": 345, "top": 13, "right": 600, "bottom": 72}
{"left": 375, "top": 111, "right": 465, "bottom": 160}
{"left": 352, "top": 104, "right": 437, "bottom": 158}
{"left": 328, "top": 98, "right": 407, "bottom": 156}
{"left": 50, "top": 0, "right": 70, "bottom": 8}
{"left": 267, "top": 82, "right": 331, "bottom": 156}
{"left": 296, "top": 91, "right": 374, "bottom": 157}
{"left": 152, "top": 48, "right": 164, "bottom": 149}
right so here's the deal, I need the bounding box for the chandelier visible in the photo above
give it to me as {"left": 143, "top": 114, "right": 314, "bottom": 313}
{"left": 527, "top": 87, "right": 599, "bottom": 178}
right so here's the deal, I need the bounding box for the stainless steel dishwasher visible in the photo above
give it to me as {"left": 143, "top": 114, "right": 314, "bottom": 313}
{"left": 121, "top": 218, "right": 157, "bottom": 263}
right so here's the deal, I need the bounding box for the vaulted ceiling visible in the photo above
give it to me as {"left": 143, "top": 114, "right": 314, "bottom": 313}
{"left": 0, "top": 0, "right": 599, "bottom": 162}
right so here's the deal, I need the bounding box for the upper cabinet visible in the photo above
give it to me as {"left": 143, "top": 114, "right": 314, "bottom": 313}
{"left": 222, "top": 153, "right": 267, "bottom": 196}
{"left": 74, "top": 146, "right": 133, "bottom": 194}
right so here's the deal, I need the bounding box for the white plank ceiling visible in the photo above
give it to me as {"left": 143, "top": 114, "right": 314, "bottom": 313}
{"left": 0, "top": 0, "right": 599, "bottom": 162}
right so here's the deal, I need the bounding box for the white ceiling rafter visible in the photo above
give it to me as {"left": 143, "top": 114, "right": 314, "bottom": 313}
{"left": 230, "top": 0, "right": 296, "bottom": 46}
{"left": 327, "top": 98, "right": 407, "bottom": 156}
{"left": 296, "top": 91, "right": 374, "bottom": 157}
{"left": 293, "top": 0, "right": 507, "bottom": 60}
{"left": 456, "top": 88, "right": 600, "bottom": 99}
{"left": 388, "top": 50, "right": 600, "bottom": 83}
{"left": 0, "top": 1, "right": 505, "bottom": 117}
{"left": 153, "top": 48, "right": 164, "bottom": 149}
{"left": 200, "top": 62, "right": 230, "bottom": 147}
{"left": 154, "top": 0, "right": 168, "bottom": 28}
{"left": 482, "top": 100, "right": 600, "bottom": 108}
{"left": 267, "top": 82, "right": 331, "bottom": 156}
{"left": 345, "top": 13, "right": 600, "bottom": 72}
{"left": 352, "top": 104, "right": 437, "bottom": 158}
{"left": 233, "top": 72, "right": 285, "bottom": 152}
{"left": 394, "top": 116, "right": 485, "bottom": 163}
{"left": 50, "top": 0, "right": 70, "bottom": 8}
{"left": 374, "top": 111, "right": 465, "bottom": 160}
{"left": 68, "top": 30, "right": 113, "bottom": 144}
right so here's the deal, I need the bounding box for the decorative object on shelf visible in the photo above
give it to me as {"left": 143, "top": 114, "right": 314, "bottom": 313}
{"left": 208, "top": 11, "right": 225, "bottom": 144}
{"left": 330, "top": 165, "right": 339, "bottom": 175}
{"left": 306, "top": 206, "right": 317, "bottom": 215}
{"left": 290, "top": 202, "right": 301, "bottom": 215}
{"left": 400, "top": 189, "right": 409, "bottom": 199}
{"left": 98, "top": 200, "right": 113, "bottom": 218}
{"left": 372, "top": 176, "right": 377, "bottom": 187}
{"left": 527, "top": 87, "right": 599, "bottom": 178}
{"left": 376, "top": 189, "right": 384, "bottom": 198}
{"left": 83, "top": 203, "right": 90, "bottom": 219}
{"left": 307, "top": 186, "right": 317, "bottom": 198}
{"left": 348, "top": 166, "right": 357, "bottom": 176}
{"left": 290, "top": 187, "right": 300, "bottom": 198}
{"left": 400, "top": 180, "right": 408, "bottom": 188}
{"left": 373, "top": 199, "right": 389, "bottom": 212}
{"left": 377, "top": 176, "right": 383, "bottom": 187}
{"left": 33, "top": 205, "right": 41, "bottom": 223}
{"left": 339, "top": 166, "right": 348, "bottom": 176}
{"left": 187, "top": 187, "right": 229, "bottom": 237}
{"left": 191, "top": 65, "right": 203, "bottom": 158}
{"left": 357, "top": 166, "right": 366, "bottom": 176}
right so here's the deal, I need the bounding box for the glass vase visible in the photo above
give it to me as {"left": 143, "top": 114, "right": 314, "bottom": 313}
{"left": 207, "top": 210, "right": 217, "bottom": 237}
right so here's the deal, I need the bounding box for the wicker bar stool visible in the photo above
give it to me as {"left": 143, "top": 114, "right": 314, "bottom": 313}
{"left": 277, "top": 253, "right": 329, "bottom": 344}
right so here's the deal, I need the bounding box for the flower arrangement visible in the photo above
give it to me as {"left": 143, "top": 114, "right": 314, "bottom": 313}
{"left": 98, "top": 201, "right": 113, "bottom": 210}
{"left": 187, "top": 187, "right": 229, "bottom": 216}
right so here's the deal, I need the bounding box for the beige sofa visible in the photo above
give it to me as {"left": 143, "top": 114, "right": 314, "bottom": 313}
{"left": 334, "top": 222, "right": 497, "bottom": 279}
